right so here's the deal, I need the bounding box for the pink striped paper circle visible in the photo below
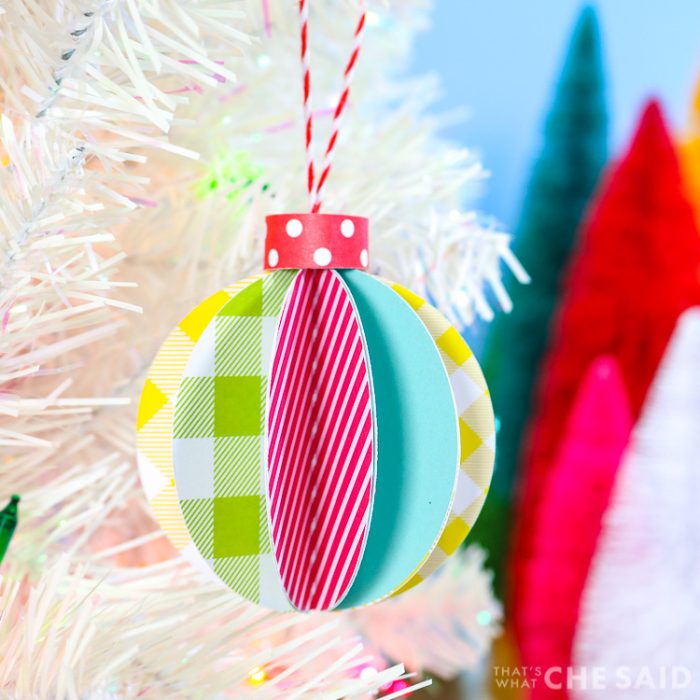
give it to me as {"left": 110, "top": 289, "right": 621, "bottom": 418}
{"left": 267, "top": 270, "right": 374, "bottom": 611}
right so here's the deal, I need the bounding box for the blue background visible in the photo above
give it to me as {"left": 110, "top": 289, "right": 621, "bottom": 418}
{"left": 411, "top": 1, "right": 700, "bottom": 230}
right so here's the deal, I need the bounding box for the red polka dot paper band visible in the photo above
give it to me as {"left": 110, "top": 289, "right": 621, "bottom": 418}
{"left": 264, "top": 213, "right": 369, "bottom": 270}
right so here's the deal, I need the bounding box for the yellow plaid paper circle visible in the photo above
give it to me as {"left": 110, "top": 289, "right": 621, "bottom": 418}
{"left": 388, "top": 283, "right": 495, "bottom": 595}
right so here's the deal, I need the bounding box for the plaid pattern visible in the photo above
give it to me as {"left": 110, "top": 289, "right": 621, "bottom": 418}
{"left": 173, "top": 270, "right": 297, "bottom": 610}
{"left": 136, "top": 279, "right": 256, "bottom": 553}
{"left": 386, "top": 282, "right": 495, "bottom": 596}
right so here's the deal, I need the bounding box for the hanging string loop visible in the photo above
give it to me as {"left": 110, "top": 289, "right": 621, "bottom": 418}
{"left": 298, "top": 0, "right": 367, "bottom": 213}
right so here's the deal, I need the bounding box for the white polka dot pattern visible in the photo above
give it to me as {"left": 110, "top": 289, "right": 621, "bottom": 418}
{"left": 264, "top": 213, "right": 369, "bottom": 271}
{"left": 286, "top": 219, "right": 303, "bottom": 238}
{"left": 313, "top": 247, "right": 332, "bottom": 266}
{"left": 341, "top": 219, "right": 355, "bottom": 238}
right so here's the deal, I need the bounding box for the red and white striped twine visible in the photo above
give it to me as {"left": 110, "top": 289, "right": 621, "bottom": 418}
{"left": 299, "top": 0, "right": 315, "bottom": 203}
{"left": 298, "top": 0, "right": 367, "bottom": 213}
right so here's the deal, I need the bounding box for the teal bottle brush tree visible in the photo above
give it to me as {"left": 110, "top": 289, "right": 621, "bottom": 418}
{"left": 472, "top": 5, "right": 609, "bottom": 596}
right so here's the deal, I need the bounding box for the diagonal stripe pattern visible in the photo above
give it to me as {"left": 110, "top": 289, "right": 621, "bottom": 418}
{"left": 267, "top": 269, "right": 374, "bottom": 611}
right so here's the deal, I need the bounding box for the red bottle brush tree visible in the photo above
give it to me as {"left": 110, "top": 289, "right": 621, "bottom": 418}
{"left": 511, "top": 99, "right": 700, "bottom": 611}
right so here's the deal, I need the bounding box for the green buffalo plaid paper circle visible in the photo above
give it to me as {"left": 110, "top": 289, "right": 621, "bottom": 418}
{"left": 173, "top": 270, "right": 297, "bottom": 611}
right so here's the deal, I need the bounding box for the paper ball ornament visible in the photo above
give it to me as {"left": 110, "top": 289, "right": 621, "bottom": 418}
{"left": 137, "top": 214, "right": 495, "bottom": 611}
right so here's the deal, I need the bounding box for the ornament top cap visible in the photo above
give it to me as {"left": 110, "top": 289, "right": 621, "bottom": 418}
{"left": 265, "top": 213, "right": 369, "bottom": 271}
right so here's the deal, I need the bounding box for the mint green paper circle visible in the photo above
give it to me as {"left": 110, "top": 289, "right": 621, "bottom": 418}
{"left": 336, "top": 270, "right": 460, "bottom": 609}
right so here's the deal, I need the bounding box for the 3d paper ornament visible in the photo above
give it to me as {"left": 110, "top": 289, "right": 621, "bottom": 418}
{"left": 137, "top": 214, "right": 495, "bottom": 611}
{"left": 136, "top": 1, "right": 494, "bottom": 612}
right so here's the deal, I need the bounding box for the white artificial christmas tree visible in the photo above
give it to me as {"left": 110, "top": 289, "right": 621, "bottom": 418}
{"left": 0, "top": 1, "right": 516, "bottom": 697}
{"left": 573, "top": 308, "right": 700, "bottom": 698}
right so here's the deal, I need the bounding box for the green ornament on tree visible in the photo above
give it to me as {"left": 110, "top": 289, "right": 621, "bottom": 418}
{"left": 472, "top": 5, "right": 608, "bottom": 595}
{"left": 0, "top": 495, "right": 20, "bottom": 565}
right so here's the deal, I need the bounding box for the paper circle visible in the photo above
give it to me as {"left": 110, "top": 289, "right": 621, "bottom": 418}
{"left": 267, "top": 270, "right": 374, "bottom": 611}
{"left": 136, "top": 275, "right": 264, "bottom": 586}
{"left": 382, "top": 281, "right": 495, "bottom": 595}
{"left": 172, "top": 270, "right": 299, "bottom": 611}
{"left": 335, "top": 270, "right": 460, "bottom": 608}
